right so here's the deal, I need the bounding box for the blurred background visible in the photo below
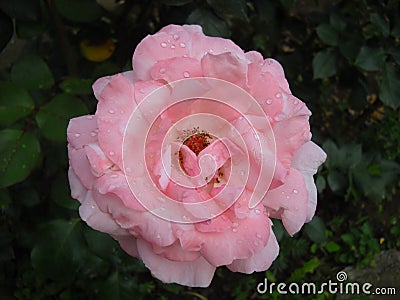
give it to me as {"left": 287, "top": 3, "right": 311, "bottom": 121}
{"left": 0, "top": 0, "right": 399, "bottom": 299}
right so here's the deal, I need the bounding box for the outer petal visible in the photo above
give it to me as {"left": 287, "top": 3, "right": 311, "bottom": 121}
{"left": 137, "top": 239, "right": 216, "bottom": 287}
{"left": 227, "top": 227, "right": 279, "bottom": 273}
{"left": 68, "top": 167, "right": 87, "bottom": 203}
{"left": 68, "top": 146, "right": 96, "bottom": 189}
{"left": 79, "top": 191, "right": 127, "bottom": 235}
{"left": 291, "top": 141, "right": 327, "bottom": 222}
{"left": 95, "top": 73, "right": 136, "bottom": 169}
{"left": 67, "top": 115, "right": 98, "bottom": 149}
{"left": 114, "top": 235, "right": 139, "bottom": 258}
{"left": 263, "top": 168, "right": 308, "bottom": 236}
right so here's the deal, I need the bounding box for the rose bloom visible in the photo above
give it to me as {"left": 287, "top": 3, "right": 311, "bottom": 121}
{"left": 67, "top": 25, "right": 326, "bottom": 287}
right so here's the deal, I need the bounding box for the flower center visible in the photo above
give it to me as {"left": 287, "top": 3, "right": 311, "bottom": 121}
{"left": 180, "top": 127, "right": 213, "bottom": 155}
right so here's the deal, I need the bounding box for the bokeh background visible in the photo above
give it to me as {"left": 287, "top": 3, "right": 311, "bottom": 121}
{"left": 0, "top": 0, "right": 399, "bottom": 299}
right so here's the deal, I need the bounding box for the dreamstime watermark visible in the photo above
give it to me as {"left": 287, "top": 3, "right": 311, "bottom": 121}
{"left": 257, "top": 271, "right": 397, "bottom": 296}
{"left": 122, "top": 77, "right": 276, "bottom": 223}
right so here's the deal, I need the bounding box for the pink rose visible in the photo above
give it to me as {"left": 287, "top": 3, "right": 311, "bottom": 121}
{"left": 67, "top": 24, "right": 326, "bottom": 287}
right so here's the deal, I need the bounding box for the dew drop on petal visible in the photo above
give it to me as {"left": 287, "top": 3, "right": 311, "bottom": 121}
{"left": 173, "top": 34, "right": 179, "bottom": 40}
{"left": 170, "top": 44, "right": 176, "bottom": 49}
{"left": 86, "top": 115, "right": 93, "bottom": 120}
{"left": 266, "top": 99, "right": 273, "bottom": 105}
{"left": 160, "top": 42, "right": 167, "bottom": 48}
{"left": 90, "top": 132, "right": 97, "bottom": 137}
{"left": 232, "top": 222, "right": 239, "bottom": 227}
{"left": 109, "top": 151, "right": 115, "bottom": 156}
{"left": 159, "top": 68, "right": 166, "bottom": 74}
{"left": 111, "top": 174, "right": 118, "bottom": 178}
{"left": 109, "top": 109, "right": 115, "bottom": 114}
{"left": 254, "top": 240, "right": 260, "bottom": 246}
{"left": 293, "top": 189, "right": 298, "bottom": 194}
{"left": 156, "top": 234, "right": 161, "bottom": 239}
{"left": 183, "top": 71, "right": 190, "bottom": 78}
{"left": 275, "top": 92, "right": 281, "bottom": 98}
{"left": 256, "top": 233, "right": 262, "bottom": 238}
{"left": 126, "top": 167, "right": 132, "bottom": 173}
{"left": 179, "top": 42, "right": 186, "bottom": 48}
{"left": 255, "top": 209, "right": 261, "bottom": 215}
{"left": 294, "top": 99, "right": 299, "bottom": 105}
{"left": 74, "top": 133, "right": 80, "bottom": 138}
{"left": 232, "top": 228, "right": 238, "bottom": 233}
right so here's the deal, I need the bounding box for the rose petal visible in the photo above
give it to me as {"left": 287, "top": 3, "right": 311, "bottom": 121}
{"left": 67, "top": 115, "right": 98, "bottom": 149}
{"left": 137, "top": 239, "right": 216, "bottom": 287}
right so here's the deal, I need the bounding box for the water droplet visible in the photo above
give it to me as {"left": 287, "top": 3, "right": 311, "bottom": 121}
{"left": 232, "top": 228, "right": 238, "bottom": 232}
{"left": 109, "top": 109, "right": 115, "bottom": 114}
{"left": 209, "top": 49, "right": 214, "bottom": 53}
{"left": 86, "top": 115, "right": 93, "bottom": 120}
{"left": 254, "top": 133, "right": 259, "bottom": 140}
{"left": 183, "top": 71, "right": 190, "bottom": 78}
{"left": 159, "top": 68, "right": 166, "bottom": 74}
{"left": 293, "top": 99, "right": 299, "bottom": 105}
{"left": 90, "top": 132, "right": 97, "bottom": 137}
{"left": 91, "top": 205, "right": 95, "bottom": 209}
{"left": 254, "top": 240, "right": 260, "bottom": 246}
{"left": 170, "top": 44, "right": 176, "bottom": 49}
{"left": 274, "top": 114, "right": 284, "bottom": 122}
{"left": 275, "top": 92, "right": 281, "bottom": 98}
{"left": 109, "top": 184, "right": 116, "bottom": 190}
{"left": 293, "top": 189, "right": 298, "bottom": 194}
{"left": 173, "top": 34, "right": 180, "bottom": 40}
{"left": 182, "top": 215, "right": 190, "bottom": 221}
{"left": 74, "top": 133, "right": 80, "bottom": 138}
{"left": 265, "top": 99, "right": 273, "bottom": 105}
{"left": 109, "top": 151, "right": 115, "bottom": 156}
{"left": 256, "top": 233, "right": 262, "bottom": 238}
{"left": 160, "top": 42, "right": 167, "bottom": 48}
{"left": 286, "top": 195, "right": 290, "bottom": 199}
{"left": 156, "top": 234, "right": 161, "bottom": 239}
{"left": 126, "top": 167, "right": 132, "bottom": 173}
{"left": 232, "top": 222, "right": 239, "bottom": 227}
{"left": 180, "top": 42, "right": 186, "bottom": 48}
{"left": 111, "top": 174, "right": 118, "bottom": 178}
{"left": 255, "top": 209, "right": 261, "bottom": 215}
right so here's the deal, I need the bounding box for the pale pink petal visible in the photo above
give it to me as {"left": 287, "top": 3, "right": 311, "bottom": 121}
{"left": 79, "top": 191, "right": 127, "bottom": 235}
{"left": 84, "top": 143, "right": 113, "bottom": 176}
{"left": 201, "top": 52, "right": 247, "bottom": 86}
{"left": 176, "top": 201, "right": 270, "bottom": 266}
{"left": 113, "top": 235, "right": 139, "bottom": 258}
{"left": 150, "top": 57, "right": 203, "bottom": 82}
{"left": 137, "top": 239, "right": 216, "bottom": 287}
{"left": 67, "top": 115, "right": 98, "bottom": 149}
{"left": 94, "top": 172, "right": 146, "bottom": 211}
{"left": 95, "top": 73, "right": 136, "bottom": 169}
{"left": 227, "top": 227, "right": 279, "bottom": 273}
{"left": 291, "top": 141, "right": 327, "bottom": 221}
{"left": 152, "top": 240, "right": 201, "bottom": 262}
{"left": 263, "top": 168, "right": 308, "bottom": 236}
{"left": 68, "top": 146, "right": 96, "bottom": 189}
{"left": 68, "top": 167, "right": 87, "bottom": 203}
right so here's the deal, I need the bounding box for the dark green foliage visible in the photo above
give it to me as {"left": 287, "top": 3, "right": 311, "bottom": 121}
{"left": 0, "top": 0, "right": 399, "bottom": 299}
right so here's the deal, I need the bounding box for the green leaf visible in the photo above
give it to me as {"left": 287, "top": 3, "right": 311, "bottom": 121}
{"left": 31, "top": 219, "right": 87, "bottom": 282}
{"left": 341, "top": 233, "right": 354, "bottom": 245}
{"left": 370, "top": 13, "right": 389, "bottom": 37}
{"left": 379, "top": 64, "right": 400, "bottom": 109}
{"left": 0, "top": 10, "right": 13, "bottom": 52}
{"left": 60, "top": 77, "right": 93, "bottom": 95}
{"left": 313, "top": 50, "right": 337, "bottom": 79}
{"left": 288, "top": 257, "right": 320, "bottom": 282}
{"left": 187, "top": 8, "right": 230, "bottom": 37}
{"left": 207, "top": 0, "right": 248, "bottom": 21}
{"left": 0, "top": 129, "right": 40, "bottom": 188}
{"left": 304, "top": 216, "right": 327, "bottom": 244}
{"left": 325, "top": 241, "right": 340, "bottom": 253}
{"left": 271, "top": 219, "right": 286, "bottom": 242}
{"left": 327, "top": 170, "right": 347, "bottom": 194}
{"left": 316, "top": 24, "right": 338, "bottom": 46}
{"left": 84, "top": 227, "right": 118, "bottom": 260}
{"left": 36, "top": 94, "right": 88, "bottom": 142}
{"left": 354, "top": 46, "right": 386, "bottom": 72}
{"left": 329, "top": 13, "right": 346, "bottom": 32}
{"left": 0, "top": 188, "right": 12, "bottom": 209}
{"left": 55, "top": 0, "right": 103, "bottom": 23}
{"left": 11, "top": 56, "right": 54, "bottom": 90}
{"left": 0, "top": 81, "right": 34, "bottom": 126}
{"left": 98, "top": 271, "right": 138, "bottom": 300}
